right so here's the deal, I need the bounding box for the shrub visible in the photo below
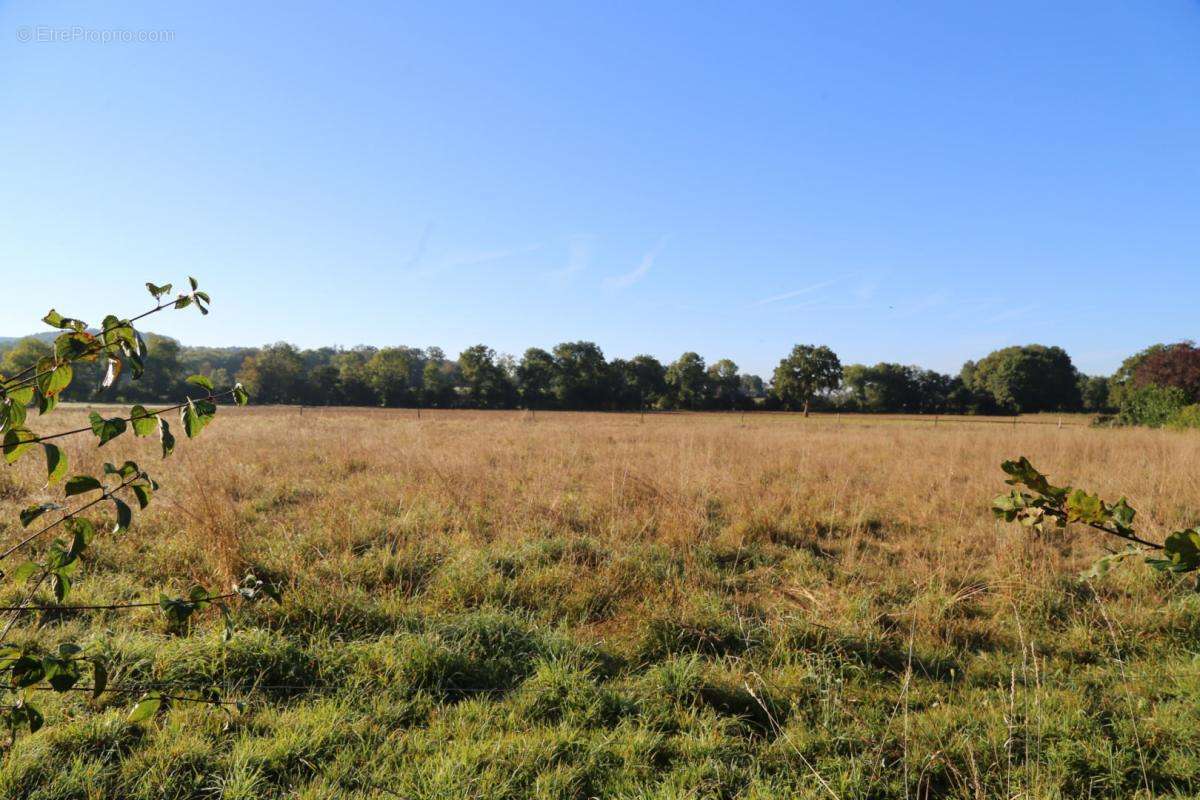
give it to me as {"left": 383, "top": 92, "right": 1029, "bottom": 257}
{"left": 1165, "top": 404, "right": 1200, "bottom": 430}
{"left": 1116, "top": 384, "right": 1187, "bottom": 427}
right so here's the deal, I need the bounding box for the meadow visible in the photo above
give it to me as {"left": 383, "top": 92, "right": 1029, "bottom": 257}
{"left": 1, "top": 406, "right": 1199, "bottom": 799}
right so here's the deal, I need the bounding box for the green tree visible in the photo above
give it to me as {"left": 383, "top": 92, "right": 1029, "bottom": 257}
{"left": 740, "top": 374, "right": 765, "bottom": 399}
{"left": 772, "top": 344, "right": 842, "bottom": 416}
{"left": 963, "top": 345, "right": 1080, "bottom": 413}
{"left": 458, "top": 345, "right": 513, "bottom": 408}
{"left": 237, "top": 343, "right": 308, "bottom": 404}
{"left": 421, "top": 348, "right": 457, "bottom": 407}
{"left": 705, "top": 358, "right": 741, "bottom": 409}
{"left": 665, "top": 352, "right": 707, "bottom": 410}
{"left": 551, "top": 341, "right": 610, "bottom": 409}
{"left": 138, "top": 334, "right": 183, "bottom": 400}
{"left": 0, "top": 337, "right": 52, "bottom": 378}
{"left": 331, "top": 348, "right": 378, "bottom": 405}
{"left": 366, "top": 347, "right": 424, "bottom": 407}
{"left": 627, "top": 355, "right": 667, "bottom": 410}
{"left": 516, "top": 347, "right": 557, "bottom": 410}
{"left": 1078, "top": 374, "right": 1110, "bottom": 413}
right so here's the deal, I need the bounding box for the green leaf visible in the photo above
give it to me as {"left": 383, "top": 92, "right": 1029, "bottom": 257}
{"left": 11, "top": 562, "right": 39, "bottom": 582}
{"left": 112, "top": 498, "right": 132, "bottom": 534}
{"left": 130, "top": 405, "right": 157, "bottom": 437}
{"left": 64, "top": 475, "right": 104, "bottom": 497}
{"left": 66, "top": 518, "right": 96, "bottom": 558}
{"left": 54, "top": 330, "right": 96, "bottom": 361}
{"left": 1, "top": 397, "right": 26, "bottom": 433}
{"left": 104, "top": 460, "right": 139, "bottom": 479}
{"left": 1111, "top": 497, "right": 1137, "bottom": 532}
{"left": 1000, "top": 457, "right": 1069, "bottom": 501}
{"left": 36, "top": 389, "right": 58, "bottom": 416}
{"left": 88, "top": 412, "right": 127, "bottom": 446}
{"left": 35, "top": 358, "right": 72, "bottom": 398}
{"left": 131, "top": 483, "right": 153, "bottom": 509}
{"left": 44, "top": 444, "right": 66, "bottom": 484}
{"left": 146, "top": 282, "right": 172, "bottom": 299}
{"left": 52, "top": 572, "right": 71, "bottom": 603}
{"left": 0, "top": 646, "right": 19, "bottom": 670}
{"left": 45, "top": 657, "right": 80, "bottom": 692}
{"left": 127, "top": 694, "right": 162, "bottom": 723}
{"left": 186, "top": 374, "right": 214, "bottom": 392}
{"left": 8, "top": 385, "right": 34, "bottom": 406}
{"left": 1149, "top": 529, "right": 1200, "bottom": 573}
{"left": 3, "top": 428, "right": 37, "bottom": 464}
{"left": 181, "top": 399, "right": 215, "bottom": 439}
{"left": 159, "top": 417, "right": 175, "bottom": 458}
{"left": 1084, "top": 547, "right": 1144, "bottom": 579}
{"left": 18, "top": 702, "right": 43, "bottom": 734}
{"left": 42, "top": 309, "right": 86, "bottom": 332}
{"left": 11, "top": 655, "right": 45, "bottom": 687}
{"left": 19, "top": 502, "right": 61, "bottom": 528}
{"left": 173, "top": 295, "right": 193, "bottom": 310}
{"left": 188, "top": 276, "right": 199, "bottom": 291}
{"left": 1066, "top": 489, "right": 1107, "bottom": 525}
{"left": 232, "top": 383, "right": 250, "bottom": 407}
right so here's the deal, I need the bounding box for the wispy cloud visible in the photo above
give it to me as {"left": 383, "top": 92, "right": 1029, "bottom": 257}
{"left": 447, "top": 243, "right": 542, "bottom": 269}
{"left": 548, "top": 235, "right": 593, "bottom": 279}
{"left": 605, "top": 237, "right": 667, "bottom": 289}
{"left": 751, "top": 277, "right": 844, "bottom": 307}
{"left": 402, "top": 221, "right": 434, "bottom": 271}
{"left": 400, "top": 229, "right": 543, "bottom": 278}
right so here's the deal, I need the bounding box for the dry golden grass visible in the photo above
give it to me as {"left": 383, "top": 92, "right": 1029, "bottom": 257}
{"left": 2, "top": 405, "right": 1199, "bottom": 798}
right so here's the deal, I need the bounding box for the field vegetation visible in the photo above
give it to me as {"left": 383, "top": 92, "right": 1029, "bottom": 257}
{"left": 2, "top": 406, "right": 1199, "bottom": 798}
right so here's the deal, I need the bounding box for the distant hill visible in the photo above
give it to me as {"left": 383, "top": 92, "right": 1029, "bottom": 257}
{"left": 0, "top": 331, "right": 62, "bottom": 346}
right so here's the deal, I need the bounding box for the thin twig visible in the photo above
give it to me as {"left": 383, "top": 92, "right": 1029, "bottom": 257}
{"left": 24, "top": 388, "right": 236, "bottom": 445}
{"left": 0, "top": 473, "right": 143, "bottom": 562}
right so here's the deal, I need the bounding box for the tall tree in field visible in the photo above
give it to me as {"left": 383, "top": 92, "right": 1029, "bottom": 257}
{"left": 705, "top": 358, "right": 742, "bottom": 409}
{"left": 458, "top": 344, "right": 513, "bottom": 408}
{"left": 366, "top": 346, "right": 424, "bottom": 407}
{"left": 772, "top": 344, "right": 842, "bottom": 416}
{"left": 665, "top": 352, "right": 708, "bottom": 410}
{"left": 238, "top": 342, "right": 308, "bottom": 404}
{"left": 332, "top": 347, "right": 378, "bottom": 406}
{"left": 517, "top": 347, "right": 557, "bottom": 410}
{"left": 417, "top": 347, "right": 455, "bottom": 407}
{"left": 963, "top": 345, "right": 1080, "bottom": 413}
{"left": 551, "top": 341, "right": 610, "bottom": 409}
{"left": 627, "top": 354, "right": 668, "bottom": 409}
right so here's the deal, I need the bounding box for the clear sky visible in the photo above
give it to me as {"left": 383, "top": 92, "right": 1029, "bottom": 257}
{"left": 2, "top": 1, "right": 1198, "bottom": 377}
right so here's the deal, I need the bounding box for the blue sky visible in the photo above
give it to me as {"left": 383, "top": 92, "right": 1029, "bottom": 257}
{"left": 2, "top": 1, "right": 1198, "bottom": 377}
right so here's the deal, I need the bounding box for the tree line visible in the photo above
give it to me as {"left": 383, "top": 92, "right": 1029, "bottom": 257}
{"left": 3, "top": 332, "right": 1197, "bottom": 419}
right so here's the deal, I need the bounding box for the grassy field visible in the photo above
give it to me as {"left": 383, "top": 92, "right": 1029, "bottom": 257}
{"left": 1, "top": 406, "right": 1199, "bottom": 798}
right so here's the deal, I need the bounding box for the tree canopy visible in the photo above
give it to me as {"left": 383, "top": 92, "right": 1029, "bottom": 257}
{"left": 772, "top": 345, "right": 842, "bottom": 415}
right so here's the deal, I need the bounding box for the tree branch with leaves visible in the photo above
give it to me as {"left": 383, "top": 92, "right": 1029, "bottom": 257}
{"left": 0, "top": 279, "right": 278, "bottom": 744}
